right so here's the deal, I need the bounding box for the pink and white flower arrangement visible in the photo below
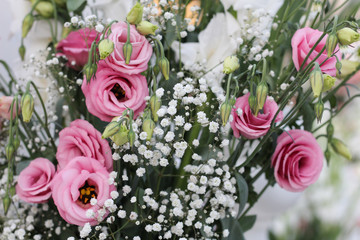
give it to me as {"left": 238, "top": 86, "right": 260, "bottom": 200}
{"left": 1, "top": 0, "right": 359, "bottom": 239}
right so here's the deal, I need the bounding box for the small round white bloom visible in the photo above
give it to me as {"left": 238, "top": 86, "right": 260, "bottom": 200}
{"left": 117, "top": 210, "right": 126, "bottom": 218}
{"left": 95, "top": 23, "right": 104, "bottom": 32}
{"left": 136, "top": 167, "right": 146, "bottom": 177}
{"left": 156, "top": 88, "right": 164, "bottom": 97}
{"left": 192, "top": 139, "right": 199, "bottom": 147}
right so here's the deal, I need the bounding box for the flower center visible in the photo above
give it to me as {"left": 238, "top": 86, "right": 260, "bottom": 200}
{"left": 111, "top": 83, "right": 126, "bottom": 101}
{"left": 78, "top": 182, "right": 97, "bottom": 204}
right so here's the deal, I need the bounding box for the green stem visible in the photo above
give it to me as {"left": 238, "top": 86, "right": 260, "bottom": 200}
{"left": 175, "top": 123, "right": 202, "bottom": 189}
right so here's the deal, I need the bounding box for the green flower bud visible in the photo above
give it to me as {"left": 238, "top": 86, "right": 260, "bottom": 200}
{"left": 309, "top": 62, "right": 323, "bottom": 98}
{"left": 22, "top": 14, "right": 34, "bottom": 38}
{"left": 19, "top": 45, "right": 26, "bottom": 61}
{"left": 99, "top": 39, "right": 114, "bottom": 60}
{"left": 150, "top": 95, "right": 161, "bottom": 122}
{"left": 21, "top": 93, "right": 34, "bottom": 122}
{"left": 142, "top": 118, "right": 155, "bottom": 141}
{"left": 325, "top": 148, "right": 331, "bottom": 164}
{"left": 102, "top": 120, "right": 121, "bottom": 139}
{"left": 326, "top": 32, "right": 338, "bottom": 57}
{"left": 248, "top": 94, "right": 257, "bottom": 115}
{"left": 3, "top": 194, "right": 11, "bottom": 215}
{"left": 136, "top": 21, "right": 158, "bottom": 35}
{"left": 84, "top": 63, "right": 97, "bottom": 83}
{"left": 314, "top": 100, "right": 324, "bottom": 123}
{"left": 13, "top": 137, "right": 20, "bottom": 150}
{"left": 34, "top": 2, "right": 54, "bottom": 18}
{"left": 126, "top": 2, "right": 143, "bottom": 25}
{"left": 128, "top": 129, "right": 136, "bottom": 147}
{"left": 158, "top": 57, "right": 170, "bottom": 80}
{"left": 331, "top": 138, "right": 352, "bottom": 160}
{"left": 5, "top": 143, "right": 15, "bottom": 161}
{"left": 223, "top": 56, "right": 240, "bottom": 74}
{"left": 123, "top": 42, "right": 133, "bottom": 64}
{"left": 61, "top": 26, "right": 72, "bottom": 39}
{"left": 322, "top": 74, "right": 335, "bottom": 92}
{"left": 256, "top": 81, "right": 268, "bottom": 115}
{"left": 336, "top": 60, "right": 342, "bottom": 75}
{"left": 327, "top": 122, "right": 334, "bottom": 140}
{"left": 337, "top": 60, "right": 360, "bottom": 78}
{"left": 110, "top": 124, "right": 129, "bottom": 146}
{"left": 337, "top": 27, "right": 360, "bottom": 45}
{"left": 220, "top": 101, "right": 232, "bottom": 126}
{"left": 153, "top": 65, "right": 160, "bottom": 76}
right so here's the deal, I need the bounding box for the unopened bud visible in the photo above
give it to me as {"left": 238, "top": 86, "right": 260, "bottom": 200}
{"left": 14, "top": 137, "right": 20, "bottom": 150}
{"left": 314, "top": 100, "right": 324, "bottom": 123}
{"left": 6, "top": 143, "right": 15, "bottom": 161}
{"left": 220, "top": 102, "right": 232, "bottom": 126}
{"left": 3, "top": 194, "right": 11, "bottom": 215}
{"left": 325, "top": 148, "right": 331, "bottom": 164}
{"left": 22, "top": 14, "right": 34, "bottom": 38}
{"left": 322, "top": 74, "right": 335, "bottom": 92}
{"left": 150, "top": 95, "right": 161, "bottom": 122}
{"left": 331, "top": 138, "right": 352, "bottom": 160}
{"left": 126, "top": 2, "right": 143, "bottom": 25}
{"left": 136, "top": 21, "right": 158, "bottom": 35}
{"left": 84, "top": 63, "right": 97, "bottom": 83}
{"left": 326, "top": 33, "right": 338, "bottom": 57}
{"left": 99, "top": 39, "right": 114, "bottom": 60}
{"left": 158, "top": 57, "right": 170, "bottom": 80}
{"left": 19, "top": 45, "right": 26, "bottom": 61}
{"left": 142, "top": 118, "right": 155, "bottom": 141}
{"left": 102, "top": 120, "right": 121, "bottom": 139}
{"left": 248, "top": 94, "right": 257, "bottom": 115}
{"left": 337, "top": 27, "right": 360, "bottom": 45}
{"left": 309, "top": 62, "right": 323, "bottom": 98}
{"left": 223, "top": 56, "right": 240, "bottom": 74}
{"left": 327, "top": 122, "right": 334, "bottom": 140}
{"left": 21, "top": 93, "right": 34, "bottom": 122}
{"left": 9, "top": 186, "right": 16, "bottom": 197}
{"left": 336, "top": 60, "right": 342, "bottom": 75}
{"left": 34, "top": 2, "right": 54, "bottom": 18}
{"left": 256, "top": 81, "right": 268, "bottom": 114}
{"left": 110, "top": 124, "right": 129, "bottom": 146}
{"left": 337, "top": 60, "right": 360, "bottom": 78}
{"left": 123, "top": 42, "right": 133, "bottom": 64}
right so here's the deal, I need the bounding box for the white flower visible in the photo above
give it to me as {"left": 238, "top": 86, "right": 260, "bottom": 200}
{"left": 80, "top": 223, "right": 92, "bottom": 238}
{"left": 95, "top": 23, "right": 104, "bottom": 32}
{"left": 117, "top": 210, "right": 126, "bottom": 218}
{"left": 129, "top": 211, "right": 138, "bottom": 220}
{"left": 180, "top": 31, "right": 188, "bottom": 38}
{"left": 184, "top": 123, "right": 192, "bottom": 131}
{"left": 160, "top": 158, "right": 169, "bottom": 167}
{"left": 167, "top": 106, "right": 177, "bottom": 115}
{"left": 174, "top": 116, "right": 185, "bottom": 126}
{"left": 165, "top": 132, "right": 175, "bottom": 142}
{"left": 160, "top": 118, "right": 170, "bottom": 127}
{"left": 209, "top": 122, "right": 219, "bottom": 133}
{"left": 139, "top": 132, "right": 148, "bottom": 140}
{"left": 152, "top": 223, "right": 162, "bottom": 231}
{"left": 156, "top": 88, "right": 164, "bottom": 97}
{"left": 136, "top": 168, "right": 146, "bottom": 177}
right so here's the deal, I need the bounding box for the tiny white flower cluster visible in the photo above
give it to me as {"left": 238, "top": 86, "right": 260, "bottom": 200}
{"left": 64, "top": 15, "right": 105, "bottom": 32}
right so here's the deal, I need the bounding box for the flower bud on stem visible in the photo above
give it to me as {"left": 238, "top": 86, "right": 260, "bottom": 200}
{"left": 331, "top": 138, "right": 352, "bottom": 160}
{"left": 310, "top": 62, "right": 323, "bottom": 98}
{"left": 123, "top": 22, "right": 133, "bottom": 64}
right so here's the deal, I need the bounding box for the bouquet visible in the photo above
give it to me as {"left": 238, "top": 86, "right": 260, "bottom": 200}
{"left": 1, "top": 0, "right": 360, "bottom": 239}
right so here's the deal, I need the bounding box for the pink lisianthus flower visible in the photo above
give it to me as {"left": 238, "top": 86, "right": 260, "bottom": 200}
{"left": 230, "top": 93, "right": 283, "bottom": 139}
{"left": 56, "top": 28, "right": 99, "bottom": 70}
{"left": 0, "top": 96, "right": 17, "bottom": 120}
{"left": 103, "top": 21, "right": 153, "bottom": 75}
{"left": 82, "top": 62, "right": 149, "bottom": 122}
{"left": 51, "top": 157, "right": 116, "bottom": 226}
{"left": 291, "top": 27, "right": 341, "bottom": 76}
{"left": 271, "top": 129, "right": 324, "bottom": 192}
{"left": 56, "top": 119, "right": 112, "bottom": 172}
{"left": 16, "top": 158, "right": 56, "bottom": 203}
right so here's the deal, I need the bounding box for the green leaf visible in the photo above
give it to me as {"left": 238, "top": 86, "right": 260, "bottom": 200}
{"left": 235, "top": 172, "right": 248, "bottom": 217}
{"left": 221, "top": 216, "right": 245, "bottom": 240}
{"left": 329, "top": 95, "right": 337, "bottom": 109}
{"left": 238, "top": 215, "right": 257, "bottom": 232}
{"left": 67, "top": 0, "right": 86, "bottom": 12}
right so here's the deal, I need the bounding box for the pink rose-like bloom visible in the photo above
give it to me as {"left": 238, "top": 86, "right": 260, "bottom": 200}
{"left": 271, "top": 129, "right": 324, "bottom": 192}
{"left": 104, "top": 22, "right": 153, "bottom": 75}
{"left": 56, "top": 119, "right": 112, "bottom": 172}
{"left": 230, "top": 93, "right": 283, "bottom": 139}
{"left": 0, "top": 96, "right": 17, "bottom": 120}
{"left": 291, "top": 27, "right": 341, "bottom": 76}
{"left": 16, "top": 158, "right": 55, "bottom": 203}
{"left": 82, "top": 62, "right": 149, "bottom": 122}
{"left": 56, "top": 28, "right": 99, "bottom": 70}
{"left": 51, "top": 157, "right": 115, "bottom": 226}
